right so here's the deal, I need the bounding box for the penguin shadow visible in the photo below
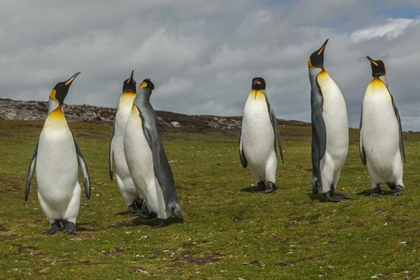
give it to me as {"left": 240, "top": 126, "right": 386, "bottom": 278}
{"left": 307, "top": 192, "right": 351, "bottom": 202}
{"left": 241, "top": 186, "right": 257, "bottom": 193}
{"left": 240, "top": 185, "right": 280, "bottom": 194}
{"left": 115, "top": 211, "right": 131, "bottom": 216}
{"left": 76, "top": 222, "right": 102, "bottom": 232}
{"left": 357, "top": 189, "right": 395, "bottom": 196}
{"left": 130, "top": 216, "right": 183, "bottom": 229}
{"left": 307, "top": 193, "right": 325, "bottom": 202}
{"left": 109, "top": 215, "right": 183, "bottom": 229}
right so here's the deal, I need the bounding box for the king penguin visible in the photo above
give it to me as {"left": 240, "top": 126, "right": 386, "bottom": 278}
{"left": 359, "top": 57, "right": 405, "bottom": 196}
{"left": 25, "top": 72, "right": 91, "bottom": 235}
{"left": 239, "top": 77, "right": 284, "bottom": 193}
{"left": 109, "top": 71, "right": 155, "bottom": 218}
{"left": 124, "top": 78, "right": 183, "bottom": 227}
{"left": 308, "top": 39, "right": 349, "bottom": 202}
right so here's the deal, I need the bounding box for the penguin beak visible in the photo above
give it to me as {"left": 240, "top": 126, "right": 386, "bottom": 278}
{"left": 65, "top": 72, "right": 81, "bottom": 86}
{"left": 127, "top": 70, "right": 134, "bottom": 83}
{"left": 366, "top": 56, "right": 379, "bottom": 67}
{"left": 317, "top": 39, "right": 329, "bottom": 56}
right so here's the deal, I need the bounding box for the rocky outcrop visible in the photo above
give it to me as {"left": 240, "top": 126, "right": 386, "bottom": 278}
{"left": 0, "top": 98, "right": 309, "bottom": 133}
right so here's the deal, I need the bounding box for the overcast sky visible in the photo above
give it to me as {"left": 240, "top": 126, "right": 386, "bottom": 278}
{"left": 1, "top": 1, "right": 419, "bottom": 130}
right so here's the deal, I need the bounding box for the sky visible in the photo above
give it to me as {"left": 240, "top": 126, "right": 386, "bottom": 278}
{"left": 1, "top": 0, "right": 419, "bottom": 130}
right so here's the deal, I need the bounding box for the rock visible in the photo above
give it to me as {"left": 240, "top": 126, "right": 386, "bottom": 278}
{"left": 0, "top": 98, "right": 309, "bottom": 133}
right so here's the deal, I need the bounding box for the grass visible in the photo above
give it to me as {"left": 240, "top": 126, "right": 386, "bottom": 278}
{"left": 1, "top": 119, "right": 420, "bottom": 279}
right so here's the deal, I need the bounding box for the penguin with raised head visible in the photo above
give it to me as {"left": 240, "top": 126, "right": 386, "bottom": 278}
{"left": 359, "top": 57, "right": 405, "bottom": 196}
{"left": 124, "top": 79, "right": 183, "bottom": 227}
{"left": 239, "top": 77, "right": 284, "bottom": 193}
{"left": 25, "top": 72, "right": 90, "bottom": 235}
{"left": 109, "top": 71, "right": 155, "bottom": 218}
{"left": 308, "top": 39, "right": 349, "bottom": 202}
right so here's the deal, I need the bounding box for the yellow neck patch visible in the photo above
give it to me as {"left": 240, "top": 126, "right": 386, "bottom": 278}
{"left": 248, "top": 90, "right": 266, "bottom": 101}
{"left": 48, "top": 105, "right": 64, "bottom": 119}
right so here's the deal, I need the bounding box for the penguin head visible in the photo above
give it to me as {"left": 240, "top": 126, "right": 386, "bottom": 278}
{"left": 308, "top": 39, "right": 328, "bottom": 69}
{"left": 49, "top": 72, "right": 80, "bottom": 105}
{"left": 139, "top": 78, "right": 155, "bottom": 93}
{"left": 123, "top": 70, "right": 137, "bottom": 93}
{"left": 367, "top": 56, "right": 386, "bottom": 77}
{"left": 251, "top": 77, "right": 266, "bottom": 90}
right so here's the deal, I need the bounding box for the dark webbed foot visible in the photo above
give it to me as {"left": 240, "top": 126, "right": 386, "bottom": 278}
{"left": 138, "top": 201, "right": 157, "bottom": 219}
{"left": 253, "top": 181, "right": 266, "bottom": 192}
{"left": 63, "top": 221, "right": 77, "bottom": 235}
{"left": 45, "top": 220, "right": 62, "bottom": 235}
{"left": 139, "top": 211, "right": 158, "bottom": 219}
{"left": 371, "top": 186, "right": 383, "bottom": 197}
{"left": 127, "top": 203, "right": 139, "bottom": 216}
{"left": 324, "top": 191, "right": 349, "bottom": 202}
{"left": 264, "top": 181, "right": 276, "bottom": 194}
{"left": 392, "top": 185, "right": 403, "bottom": 196}
{"left": 149, "top": 219, "right": 167, "bottom": 229}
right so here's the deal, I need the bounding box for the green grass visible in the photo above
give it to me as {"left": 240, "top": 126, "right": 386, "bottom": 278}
{"left": 1, "top": 119, "right": 420, "bottom": 279}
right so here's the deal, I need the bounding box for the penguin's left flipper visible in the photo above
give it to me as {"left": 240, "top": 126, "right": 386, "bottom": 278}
{"left": 25, "top": 142, "right": 38, "bottom": 201}
{"left": 391, "top": 95, "right": 405, "bottom": 162}
{"left": 359, "top": 107, "right": 367, "bottom": 165}
{"left": 72, "top": 134, "right": 91, "bottom": 199}
{"left": 268, "top": 103, "right": 284, "bottom": 163}
{"left": 311, "top": 108, "right": 327, "bottom": 193}
{"left": 108, "top": 123, "right": 115, "bottom": 180}
{"left": 239, "top": 135, "right": 247, "bottom": 168}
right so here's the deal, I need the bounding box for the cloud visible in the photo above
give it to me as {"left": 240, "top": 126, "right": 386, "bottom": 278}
{"left": 350, "top": 18, "right": 420, "bottom": 42}
{"left": 0, "top": 1, "right": 419, "bottom": 131}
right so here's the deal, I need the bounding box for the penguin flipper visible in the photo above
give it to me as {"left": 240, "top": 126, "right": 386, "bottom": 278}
{"left": 391, "top": 95, "right": 405, "bottom": 162}
{"left": 108, "top": 123, "right": 115, "bottom": 180}
{"left": 239, "top": 135, "right": 247, "bottom": 168}
{"left": 359, "top": 107, "right": 366, "bottom": 165}
{"left": 72, "top": 134, "right": 91, "bottom": 199}
{"left": 311, "top": 109, "right": 326, "bottom": 193}
{"left": 268, "top": 104, "right": 284, "bottom": 163}
{"left": 25, "top": 142, "right": 38, "bottom": 201}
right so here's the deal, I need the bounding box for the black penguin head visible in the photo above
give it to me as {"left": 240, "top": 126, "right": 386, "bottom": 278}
{"left": 123, "top": 70, "right": 137, "bottom": 93}
{"left": 367, "top": 56, "right": 386, "bottom": 77}
{"left": 49, "top": 72, "right": 80, "bottom": 104}
{"left": 251, "top": 77, "right": 266, "bottom": 90}
{"left": 308, "top": 39, "right": 328, "bottom": 69}
{"left": 139, "top": 78, "right": 155, "bottom": 93}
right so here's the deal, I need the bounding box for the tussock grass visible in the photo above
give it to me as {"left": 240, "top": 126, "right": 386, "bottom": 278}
{"left": 1, "top": 119, "right": 420, "bottom": 279}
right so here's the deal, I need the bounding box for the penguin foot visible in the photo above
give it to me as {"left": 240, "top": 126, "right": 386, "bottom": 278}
{"left": 44, "top": 220, "right": 62, "bottom": 236}
{"left": 264, "top": 182, "right": 276, "bottom": 194}
{"left": 137, "top": 201, "right": 157, "bottom": 219}
{"left": 392, "top": 185, "right": 403, "bottom": 196}
{"left": 324, "top": 192, "right": 349, "bottom": 202}
{"left": 253, "top": 181, "right": 266, "bottom": 192}
{"left": 139, "top": 211, "right": 158, "bottom": 219}
{"left": 371, "top": 186, "right": 383, "bottom": 197}
{"left": 63, "top": 221, "right": 77, "bottom": 235}
{"left": 149, "top": 219, "right": 167, "bottom": 229}
{"left": 127, "top": 203, "right": 139, "bottom": 216}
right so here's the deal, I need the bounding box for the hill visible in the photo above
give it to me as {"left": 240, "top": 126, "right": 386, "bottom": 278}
{"left": 0, "top": 98, "right": 309, "bottom": 133}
